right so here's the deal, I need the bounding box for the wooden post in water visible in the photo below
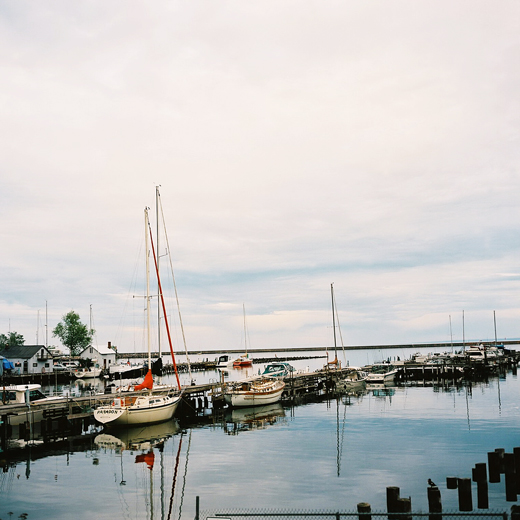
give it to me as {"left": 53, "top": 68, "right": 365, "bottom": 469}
{"left": 473, "top": 463, "right": 489, "bottom": 509}
{"left": 357, "top": 502, "right": 371, "bottom": 520}
{"left": 427, "top": 485, "right": 442, "bottom": 520}
{"left": 505, "top": 452, "right": 517, "bottom": 502}
{"left": 397, "top": 497, "right": 412, "bottom": 520}
{"left": 488, "top": 451, "right": 501, "bottom": 483}
{"left": 386, "top": 486, "right": 400, "bottom": 520}
{"left": 457, "top": 478, "right": 472, "bottom": 511}
{"left": 446, "top": 477, "right": 458, "bottom": 489}
{"left": 514, "top": 447, "right": 520, "bottom": 494}
{"left": 496, "top": 448, "right": 506, "bottom": 473}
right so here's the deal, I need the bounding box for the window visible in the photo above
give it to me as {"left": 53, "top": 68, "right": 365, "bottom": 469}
{"left": 33, "top": 363, "right": 38, "bottom": 367}
{"left": 45, "top": 363, "right": 50, "bottom": 368}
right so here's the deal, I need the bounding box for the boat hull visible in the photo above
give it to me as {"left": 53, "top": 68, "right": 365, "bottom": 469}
{"left": 94, "top": 395, "right": 181, "bottom": 427}
{"left": 224, "top": 380, "right": 285, "bottom": 407}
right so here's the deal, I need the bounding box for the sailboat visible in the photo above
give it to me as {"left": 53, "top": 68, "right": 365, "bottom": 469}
{"left": 232, "top": 304, "right": 253, "bottom": 368}
{"left": 326, "top": 283, "right": 342, "bottom": 370}
{"left": 94, "top": 207, "right": 182, "bottom": 427}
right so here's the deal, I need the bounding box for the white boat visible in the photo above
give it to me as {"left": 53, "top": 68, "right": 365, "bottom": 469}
{"left": 216, "top": 354, "right": 233, "bottom": 369}
{"left": 1, "top": 384, "right": 51, "bottom": 405}
{"left": 75, "top": 366, "right": 102, "bottom": 379}
{"left": 224, "top": 377, "right": 285, "bottom": 407}
{"left": 94, "top": 207, "right": 182, "bottom": 427}
{"left": 365, "top": 364, "right": 399, "bottom": 384}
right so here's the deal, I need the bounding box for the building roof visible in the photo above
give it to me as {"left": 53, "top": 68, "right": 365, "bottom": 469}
{"left": 1, "top": 345, "right": 50, "bottom": 360}
{"left": 80, "top": 344, "right": 116, "bottom": 356}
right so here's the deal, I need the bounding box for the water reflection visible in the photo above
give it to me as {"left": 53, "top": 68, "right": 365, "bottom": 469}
{"left": 223, "top": 403, "right": 286, "bottom": 435}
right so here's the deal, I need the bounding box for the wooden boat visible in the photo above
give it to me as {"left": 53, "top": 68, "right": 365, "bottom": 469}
{"left": 336, "top": 369, "right": 368, "bottom": 392}
{"left": 224, "top": 377, "right": 285, "bottom": 407}
{"left": 94, "top": 207, "right": 182, "bottom": 427}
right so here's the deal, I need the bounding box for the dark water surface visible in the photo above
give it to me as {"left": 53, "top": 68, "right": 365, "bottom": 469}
{"left": 2, "top": 350, "right": 519, "bottom": 519}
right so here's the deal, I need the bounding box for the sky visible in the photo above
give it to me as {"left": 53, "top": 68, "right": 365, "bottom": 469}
{"left": 1, "top": 1, "right": 519, "bottom": 354}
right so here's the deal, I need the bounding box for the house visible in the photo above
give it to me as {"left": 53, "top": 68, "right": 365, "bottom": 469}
{"left": 0, "top": 345, "right": 54, "bottom": 375}
{"left": 79, "top": 342, "right": 117, "bottom": 370}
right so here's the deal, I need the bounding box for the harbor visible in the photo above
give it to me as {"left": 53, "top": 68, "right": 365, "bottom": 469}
{"left": 1, "top": 342, "right": 519, "bottom": 519}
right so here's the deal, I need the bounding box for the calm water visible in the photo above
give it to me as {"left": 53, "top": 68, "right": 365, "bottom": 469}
{"left": 2, "top": 348, "right": 519, "bottom": 519}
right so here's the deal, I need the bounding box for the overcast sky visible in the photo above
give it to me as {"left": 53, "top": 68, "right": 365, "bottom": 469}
{"left": 1, "top": 1, "right": 519, "bottom": 354}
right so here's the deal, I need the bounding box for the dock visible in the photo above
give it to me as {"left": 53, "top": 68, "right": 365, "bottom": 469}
{"left": 1, "top": 346, "right": 518, "bottom": 453}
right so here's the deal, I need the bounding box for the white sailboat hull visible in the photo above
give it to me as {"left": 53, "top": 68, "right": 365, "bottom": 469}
{"left": 224, "top": 379, "right": 285, "bottom": 407}
{"left": 94, "top": 394, "right": 181, "bottom": 427}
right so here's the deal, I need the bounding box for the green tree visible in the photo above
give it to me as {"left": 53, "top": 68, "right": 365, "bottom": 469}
{"left": 0, "top": 331, "right": 25, "bottom": 350}
{"left": 52, "top": 311, "right": 94, "bottom": 356}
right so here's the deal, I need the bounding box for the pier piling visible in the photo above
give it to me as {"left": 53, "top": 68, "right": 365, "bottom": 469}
{"left": 356, "top": 502, "right": 371, "bottom": 519}
{"left": 457, "top": 477, "right": 472, "bottom": 511}
{"left": 427, "top": 485, "right": 442, "bottom": 520}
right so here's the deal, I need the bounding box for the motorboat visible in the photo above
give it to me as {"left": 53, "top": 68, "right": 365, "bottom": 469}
{"left": 365, "top": 364, "right": 399, "bottom": 384}
{"left": 224, "top": 377, "right": 285, "bottom": 407}
{"left": 261, "top": 362, "right": 295, "bottom": 378}
{"left": 1, "top": 384, "right": 51, "bottom": 405}
{"left": 216, "top": 354, "right": 233, "bottom": 369}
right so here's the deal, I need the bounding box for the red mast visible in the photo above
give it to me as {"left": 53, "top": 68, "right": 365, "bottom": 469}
{"left": 148, "top": 224, "right": 182, "bottom": 390}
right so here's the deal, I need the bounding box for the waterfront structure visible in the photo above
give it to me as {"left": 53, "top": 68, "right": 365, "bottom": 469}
{"left": 79, "top": 342, "right": 116, "bottom": 371}
{"left": 1, "top": 345, "right": 54, "bottom": 375}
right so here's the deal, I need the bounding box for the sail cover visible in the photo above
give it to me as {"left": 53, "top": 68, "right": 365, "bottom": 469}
{"left": 134, "top": 369, "right": 153, "bottom": 391}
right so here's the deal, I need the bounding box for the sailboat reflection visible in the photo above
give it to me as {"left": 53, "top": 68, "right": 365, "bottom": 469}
{"left": 94, "top": 419, "right": 180, "bottom": 451}
{"left": 94, "top": 420, "right": 188, "bottom": 520}
{"left": 224, "top": 403, "right": 286, "bottom": 435}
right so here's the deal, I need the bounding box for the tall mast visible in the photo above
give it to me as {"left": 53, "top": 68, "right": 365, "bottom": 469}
{"left": 145, "top": 207, "right": 152, "bottom": 374}
{"left": 493, "top": 310, "right": 497, "bottom": 347}
{"left": 462, "top": 310, "right": 465, "bottom": 351}
{"left": 156, "top": 186, "right": 161, "bottom": 358}
{"left": 331, "top": 283, "right": 337, "bottom": 362}
{"left": 45, "top": 301, "right": 48, "bottom": 348}
{"left": 243, "top": 304, "right": 247, "bottom": 355}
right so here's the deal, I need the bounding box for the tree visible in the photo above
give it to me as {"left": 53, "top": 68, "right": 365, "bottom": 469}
{"left": 0, "top": 331, "right": 25, "bottom": 350}
{"left": 52, "top": 311, "right": 94, "bottom": 356}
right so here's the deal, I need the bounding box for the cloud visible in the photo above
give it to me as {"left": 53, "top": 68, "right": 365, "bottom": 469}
{"left": 1, "top": 1, "right": 519, "bottom": 351}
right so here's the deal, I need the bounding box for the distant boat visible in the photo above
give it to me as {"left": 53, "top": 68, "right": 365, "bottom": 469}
{"left": 224, "top": 377, "right": 285, "bottom": 407}
{"left": 75, "top": 365, "right": 102, "bottom": 379}
{"left": 232, "top": 304, "right": 253, "bottom": 368}
{"left": 365, "top": 364, "right": 399, "bottom": 384}
{"left": 261, "top": 362, "right": 295, "bottom": 378}
{"left": 94, "top": 207, "right": 182, "bottom": 427}
{"left": 215, "top": 354, "right": 233, "bottom": 369}
{"left": 336, "top": 369, "right": 367, "bottom": 392}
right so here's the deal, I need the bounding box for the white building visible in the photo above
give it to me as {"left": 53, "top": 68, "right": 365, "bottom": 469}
{"left": 1, "top": 345, "right": 54, "bottom": 375}
{"left": 79, "top": 342, "right": 117, "bottom": 370}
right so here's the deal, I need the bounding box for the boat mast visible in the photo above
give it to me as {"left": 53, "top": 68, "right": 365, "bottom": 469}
{"left": 243, "top": 303, "right": 248, "bottom": 357}
{"left": 462, "top": 310, "right": 465, "bottom": 351}
{"left": 331, "top": 283, "right": 337, "bottom": 364}
{"left": 145, "top": 207, "right": 152, "bottom": 382}
{"left": 149, "top": 220, "right": 182, "bottom": 390}
{"left": 493, "top": 310, "right": 497, "bottom": 347}
{"left": 156, "top": 185, "right": 161, "bottom": 359}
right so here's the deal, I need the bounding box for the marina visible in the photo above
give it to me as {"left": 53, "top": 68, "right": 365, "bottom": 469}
{"left": 1, "top": 344, "right": 520, "bottom": 519}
